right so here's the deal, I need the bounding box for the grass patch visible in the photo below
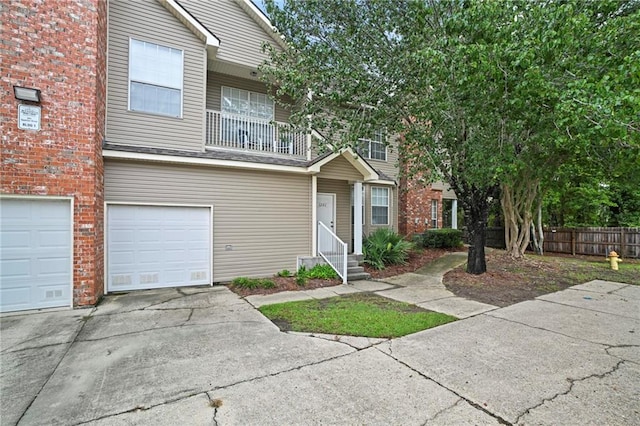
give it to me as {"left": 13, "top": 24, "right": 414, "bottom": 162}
{"left": 259, "top": 293, "right": 457, "bottom": 338}
{"left": 548, "top": 256, "right": 640, "bottom": 285}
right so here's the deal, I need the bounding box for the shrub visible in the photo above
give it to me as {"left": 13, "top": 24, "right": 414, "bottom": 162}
{"left": 421, "top": 229, "right": 464, "bottom": 249}
{"left": 363, "top": 228, "right": 414, "bottom": 270}
{"left": 296, "top": 263, "right": 338, "bottom": 286}
{"left": 306, "top": 264, "right": 338, "bottom": 279}
{"left": 277, "top": 269, "right": 292, "bottom": 277}
{"left": 231, "top": 277, "right": 276, "bottom": 289}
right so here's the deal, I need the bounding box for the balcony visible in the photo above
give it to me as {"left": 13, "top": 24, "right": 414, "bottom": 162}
{"left": 205, "top": 110, "right": 307, "bottom": 158}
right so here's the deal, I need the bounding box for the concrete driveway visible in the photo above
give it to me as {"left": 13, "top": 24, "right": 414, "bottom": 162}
{"left": 1, "top": 280, "right": 638, "bottom": 425}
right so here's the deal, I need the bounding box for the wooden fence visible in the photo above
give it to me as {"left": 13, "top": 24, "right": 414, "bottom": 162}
{"left": 479, "top": 227, "right": 640, "bottom": 258}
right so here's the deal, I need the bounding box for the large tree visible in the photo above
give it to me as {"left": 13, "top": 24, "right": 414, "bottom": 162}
{"left": 262, "top": 0, "right": 640, "bottom": 273}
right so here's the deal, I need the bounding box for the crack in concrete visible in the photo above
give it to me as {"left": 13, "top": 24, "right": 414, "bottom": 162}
{"left": 15, "top": 309, "right": 93, "bottom": 425}
{"left": 290, "top": 332, "right": 389, "bottom": 351}
{"left": 376, "top": 347, "right": 512, "bottom": 425}
{"left": 483, "top": 312, "right": 630, "bottom": 347}
{"left": 537, "top": 294, "right": 637, "bottom": 320}
{"left": 76, "top": 320, "right": 272, "bottom": 342}
{"left": 74, "top": 389, "right": 202, "bottom": 425}
{"left": 73, "top": 352, "right": 357, "bottom": 424}
{"left": 513, "top": 359, "right": 625, "bottom": 424}
{"left": 423, "top": 397, "right": 464, "bottom": 425}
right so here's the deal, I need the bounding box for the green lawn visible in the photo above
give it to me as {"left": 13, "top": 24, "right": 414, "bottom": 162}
{"left": 259, "top": 293, "right": 457, "bottom": 338}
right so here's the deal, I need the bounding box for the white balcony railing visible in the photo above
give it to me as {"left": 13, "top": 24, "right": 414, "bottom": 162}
{"left": 206, "top": 110, "right": 307, "bottom": 158}
{"left": 317, "top": 221, "right": 348, "bottom": 284}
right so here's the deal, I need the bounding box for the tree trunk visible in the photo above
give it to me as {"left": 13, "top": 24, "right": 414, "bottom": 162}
{"left": 501, "top": 179, "right": 539, "bottom": 258}
{"left": 464, "top": 193, "right": 492, "bottom": 274}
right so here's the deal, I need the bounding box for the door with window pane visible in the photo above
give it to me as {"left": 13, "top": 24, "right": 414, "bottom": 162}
{"left": 221, "top": 87, "right": 274, "bottom": 150}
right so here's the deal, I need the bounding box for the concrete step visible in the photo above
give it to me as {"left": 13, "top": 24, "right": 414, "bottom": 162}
{"left": 347, "top": 266, "right": 365, "bottom": 274}
{"left": 347, "top": 271, "right": 371, "bottom": 281}
{"left": 347, "top": 260, "right": 359, "bottom": 268}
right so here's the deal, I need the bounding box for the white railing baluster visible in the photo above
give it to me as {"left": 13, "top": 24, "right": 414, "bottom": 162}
{"left": 205, "top": 110, "right": 305, "bottom": 158}
{"left": 317, "top": 221, "right": 348, "bottom": 284}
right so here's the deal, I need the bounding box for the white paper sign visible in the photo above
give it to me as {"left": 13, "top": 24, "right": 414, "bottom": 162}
{"left": 18, "top": 104, "right": 41, "bottom": 130}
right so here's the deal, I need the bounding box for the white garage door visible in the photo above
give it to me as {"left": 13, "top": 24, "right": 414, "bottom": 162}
{"left": 107, "top": 205, "right": 211, "bottom": 292}
{"left": 0, "top": 198, "right": 72, "bottom": 313}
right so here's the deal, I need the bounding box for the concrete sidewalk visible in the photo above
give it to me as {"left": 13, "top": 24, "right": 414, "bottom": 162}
{"left": 1, "top": 275, "right": 639, "bottom": 424}
{"left": 247, "top": 251, "right": 498, "bottom": 319}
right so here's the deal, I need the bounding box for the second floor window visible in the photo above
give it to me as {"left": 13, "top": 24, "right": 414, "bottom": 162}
{"left": 129, "top": 39, "right": 183, "bottom": 118}
{"left": 222, "top": 87, "right": 274, "bottom": 120}
{"left": 359, "top": 131, "right": 387, "bottom": 161}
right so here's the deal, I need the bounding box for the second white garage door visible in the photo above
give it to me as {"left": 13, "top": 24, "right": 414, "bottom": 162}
{"left": 107, "top": 205, "right": 211, "bottom": 292}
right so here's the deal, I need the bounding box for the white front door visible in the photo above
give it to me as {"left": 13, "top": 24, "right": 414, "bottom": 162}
{"left": 317, "top": 193, "right": 336, "bottom": 253}
{"left": 317, "top": 193, "right": 335, "bottom": 231}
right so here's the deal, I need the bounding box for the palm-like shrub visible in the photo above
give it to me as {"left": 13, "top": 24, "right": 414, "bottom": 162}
{"left": 363, "top": 228, "right": 414, "bottom": 270}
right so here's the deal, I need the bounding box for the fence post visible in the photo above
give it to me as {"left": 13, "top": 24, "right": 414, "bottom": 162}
{"left": 620, "top": 228, "right": 626, "bottom": 257}
{"left": 571, "top": 229, "right": 576, "bottom": 256}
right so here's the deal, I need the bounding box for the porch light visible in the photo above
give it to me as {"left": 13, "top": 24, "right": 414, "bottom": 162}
{"left": 13, "top": 86, "right": 41, "bottom": 103}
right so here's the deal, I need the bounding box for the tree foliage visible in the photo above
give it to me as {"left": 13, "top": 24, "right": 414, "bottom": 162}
{"left": 262, "top": 0, "right": 640, "bottom": 273}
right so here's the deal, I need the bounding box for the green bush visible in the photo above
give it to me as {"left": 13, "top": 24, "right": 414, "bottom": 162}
{"left": 231, "top": 277, "right": 276, "bottom": 289}
{"left": 277, "top": 269, "right": 292, "bottom": 277}
{"left": 296, "top": 263, "right": 338, "bottom": 286}
{"left": 421, "top": 229, "right": 464, "bottom": 248}
{"left": 307, "top": 264, "right": 338, "bottom": 279}
{"left": 363, "top": 228, "right": 414, "bottom": 270}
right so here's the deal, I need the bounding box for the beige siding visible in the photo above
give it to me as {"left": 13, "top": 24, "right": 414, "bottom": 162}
{"left": 368, "top": 136, "right": 400, "bottom": 181}
{"left": 106, "top": 0, "right": 206, "bottom": 151}
{"left": 317, "top": 178, "right": 352, "bottom": 252}
{"left": 105, "top": 160, "right": 311, "bottom": 282}
{"left": 181, "top": 0, "right": 280, "bottom": 69}
{"left": 310, "top": 134, "right": 400, "bottom": 181}
{"left": 431, "top": 180, "right": 457, "bottom": 199}
{"left": 206, "top": 72, "right": 290, "bottom": 122}
{"left": 317, "top": 156, "right": 364, "bottom": 182}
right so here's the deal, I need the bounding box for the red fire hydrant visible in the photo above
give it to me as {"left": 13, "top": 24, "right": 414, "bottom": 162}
{"left": 607, "top": 251, "right": 622, "bottom": 271}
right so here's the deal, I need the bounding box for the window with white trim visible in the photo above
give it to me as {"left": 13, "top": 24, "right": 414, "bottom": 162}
{"left": 129, "top": 39, "right": 183, "bottom": 117}
{"left": 359, "top": 130, "right": 387, "bottom": 161}
{"left": 431, "top": 199, "right": 438, "bottom": 228}
{"left": 371, "top": 187, "right": 389, "bottom": 225}
{"left": 221, "top": 87, "right": 274, "bottom": 120}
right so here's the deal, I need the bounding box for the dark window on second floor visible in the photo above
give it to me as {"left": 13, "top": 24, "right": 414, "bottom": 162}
{"left": 358, "top": 130, "right": 387, "bottom": 161}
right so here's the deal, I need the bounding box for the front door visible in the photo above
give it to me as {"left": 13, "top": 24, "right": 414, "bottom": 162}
{"left": 317, "top": 193, "right": 336, "bottom": 252}
{"left": 317, "top": 193, "right": 335, "bottom": 231}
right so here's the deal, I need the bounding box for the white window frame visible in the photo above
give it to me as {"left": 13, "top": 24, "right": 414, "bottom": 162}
{"left": 359, "top": 130, "right": 387, "bottom": 161}
{"left": 128, "top": 38, "right": 184, "bottom": 118}
{"left": 221, "top": 86, "right": 274, "bottom": 121}
{"left": 371, "top": 186, "right": 390, "bottom": 225}
{"left": 431, "top": 199, "right": 438, "bottom": 228}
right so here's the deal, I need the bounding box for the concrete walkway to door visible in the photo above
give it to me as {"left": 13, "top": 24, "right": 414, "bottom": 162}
{"left": 1, "top": 274, "right": 638, "bottom": 424}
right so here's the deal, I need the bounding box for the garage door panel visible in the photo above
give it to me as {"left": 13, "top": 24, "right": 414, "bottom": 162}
{"left": 107, "top": 205, "right": 211, "bottom": 291}
{"left": 0, "top": 198, "right": 72, "bottom": 312}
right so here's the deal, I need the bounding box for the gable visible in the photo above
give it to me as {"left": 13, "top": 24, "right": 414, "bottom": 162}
{"left": 181, "top": 0, "right": 282, "bottom": 69}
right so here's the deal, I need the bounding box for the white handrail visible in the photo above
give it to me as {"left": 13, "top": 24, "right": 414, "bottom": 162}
{"left": 317, "top": 221, "right": 348, "bottom": 284}
{"left": 205, "top": 110, "right": 306, "bottom": 158}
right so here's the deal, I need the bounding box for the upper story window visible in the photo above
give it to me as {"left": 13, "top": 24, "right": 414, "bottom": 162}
{"left": 129, "top": 39, "right": 183, "bottom": 118}
{"left": 359, "top": 130, "right": 387, "bottom": 161}
{"left": 222, "top": 87, "right": 274, "bottom": 120}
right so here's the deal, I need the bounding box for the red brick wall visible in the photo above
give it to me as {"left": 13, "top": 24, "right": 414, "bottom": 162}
{"left": 1, "top": 0, "right": 106, "bottom": 306}
{"left": 399, "top": 172, "right": 444, "bottom": 236}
